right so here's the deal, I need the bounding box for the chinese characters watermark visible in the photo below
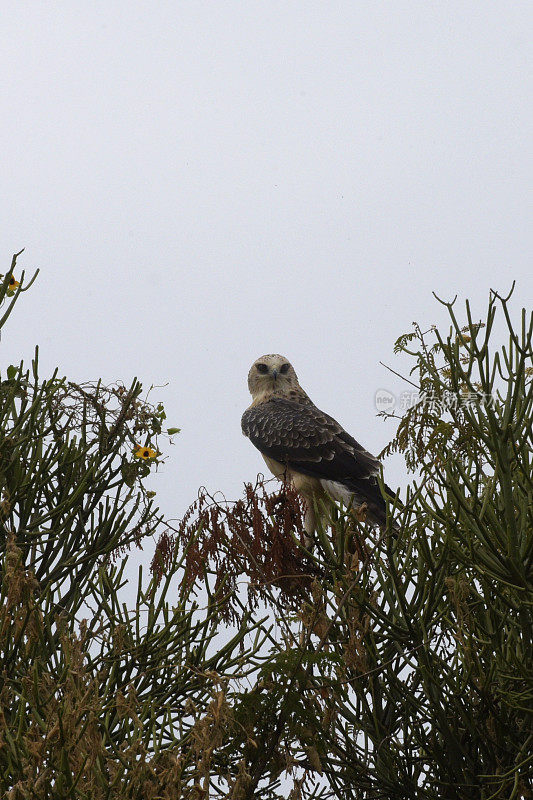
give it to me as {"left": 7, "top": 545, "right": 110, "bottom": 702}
{"left": 374, "top": 388, "right": 495, "bottom": 414}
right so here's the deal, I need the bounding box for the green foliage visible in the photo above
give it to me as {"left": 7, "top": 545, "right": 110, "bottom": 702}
{"left": 289, "top": 287, "right": 532, "bottom": 799}
{"left": 2, "top": 252, "right": 531, "bottom": 799}
{"left": 0, "top": 253, "right": 264, "bottom": 799}
{"left": 170, "top": 287, "right": 532, "bottom": 799}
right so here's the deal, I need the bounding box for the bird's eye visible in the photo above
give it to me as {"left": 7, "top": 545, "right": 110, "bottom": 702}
{"left": 280, "top": 363, "right": 290, "bottom": 374}
{"left": 256, "top": 363, "right": 269, "bottom": 374}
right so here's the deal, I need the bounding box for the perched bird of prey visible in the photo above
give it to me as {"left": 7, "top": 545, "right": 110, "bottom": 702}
{"left": 241, "top": 354, "right": 396, "bottom": 538}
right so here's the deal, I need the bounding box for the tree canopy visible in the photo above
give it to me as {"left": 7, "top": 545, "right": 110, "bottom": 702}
{"left": 1, "top": 253, "right": 531, "bottom": 799}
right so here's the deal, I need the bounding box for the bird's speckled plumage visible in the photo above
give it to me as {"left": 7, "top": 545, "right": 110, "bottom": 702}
{"left": 241, "top": 354, "right": 394, "bottom": 536}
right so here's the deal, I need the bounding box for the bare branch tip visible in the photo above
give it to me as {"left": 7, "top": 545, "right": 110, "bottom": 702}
{"left": 489, "top": 281, "right": 516, "bottom": 304}
{"left": 432, "top": 290, "right": 458, "bottom": 307}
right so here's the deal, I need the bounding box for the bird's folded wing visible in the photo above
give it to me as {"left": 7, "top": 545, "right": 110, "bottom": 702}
{"left": 241, "top": 397, "right": 381, "bottom": 487}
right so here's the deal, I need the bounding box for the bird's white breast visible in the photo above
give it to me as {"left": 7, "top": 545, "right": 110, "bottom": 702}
{"left": 261, "top": 455, "right": 322, "bottom": 499}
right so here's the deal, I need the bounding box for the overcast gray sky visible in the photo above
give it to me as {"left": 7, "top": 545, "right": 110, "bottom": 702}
{"left": 2, "top": 2, "right": 532, "bottom": 540}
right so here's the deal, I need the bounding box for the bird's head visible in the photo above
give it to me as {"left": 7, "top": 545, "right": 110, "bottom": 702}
{"left": 247, "top": 354, "right": 299, "bottom": 400}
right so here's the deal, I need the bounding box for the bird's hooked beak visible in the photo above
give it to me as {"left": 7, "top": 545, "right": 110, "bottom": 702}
{"left": 272, "top": 368, "right": 278, "bottom": 381}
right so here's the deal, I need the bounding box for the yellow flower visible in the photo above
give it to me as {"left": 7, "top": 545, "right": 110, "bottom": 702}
{"left": 134, "top": 444, "right": 157, "bottom": 460}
